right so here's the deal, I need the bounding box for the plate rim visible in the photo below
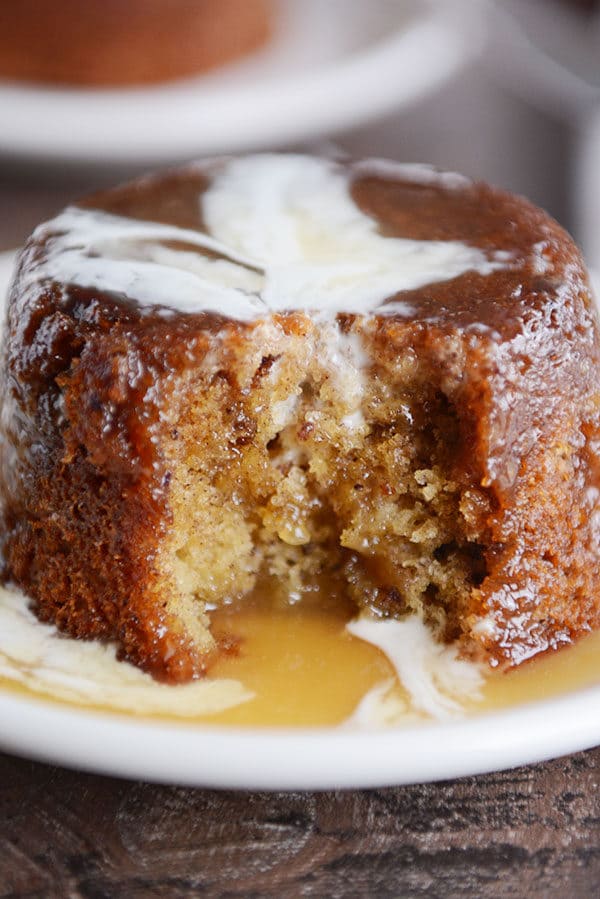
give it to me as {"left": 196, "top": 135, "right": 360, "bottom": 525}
{"left": 0, "top": 679, "right": 599, "bottom": 789}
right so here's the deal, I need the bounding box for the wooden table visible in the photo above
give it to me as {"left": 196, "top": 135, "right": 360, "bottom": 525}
{"left": 1, "top": 168, "right": 599, "bottom": 899}
{"left": 1, "top": 750, "right": 598, "bottom": 897}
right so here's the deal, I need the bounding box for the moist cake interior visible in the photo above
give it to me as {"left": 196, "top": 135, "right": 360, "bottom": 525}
{"left": 162, "top": 322, "right": 487, "bottom": 657}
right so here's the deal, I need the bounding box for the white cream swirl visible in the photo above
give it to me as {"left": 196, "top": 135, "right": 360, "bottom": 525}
{"left": 22, "top": 154, "right": 504, "bottom": 319}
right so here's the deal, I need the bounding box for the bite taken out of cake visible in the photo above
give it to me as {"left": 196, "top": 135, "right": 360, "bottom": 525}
{"left": 1, "top": 153, "right": 599, "bottom": 682}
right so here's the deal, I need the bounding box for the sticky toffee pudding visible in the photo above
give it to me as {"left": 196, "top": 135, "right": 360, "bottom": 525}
{"left": 1, "top": 154, "right": 599, "bottom": 684}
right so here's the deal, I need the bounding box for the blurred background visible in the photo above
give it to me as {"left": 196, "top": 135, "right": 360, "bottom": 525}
{"left": 0, "top": 0, "right": 599, "bottom": 269}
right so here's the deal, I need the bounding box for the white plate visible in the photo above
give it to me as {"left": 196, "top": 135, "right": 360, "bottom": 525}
{"left": 1, "top": 249, "right": 600, "bottom": 788}
{"left": 1, "top": 683, "right": 600, "bottom": 790}
{"left": 0, "top": 0, "right": 480, "bottom": 165}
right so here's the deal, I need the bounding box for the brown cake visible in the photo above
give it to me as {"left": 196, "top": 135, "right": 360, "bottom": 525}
{"left": 1, "top": 153, "right": 600, "bottom": 683}
{"left": 0, "top": 0, "right": 271, "bottom": 87}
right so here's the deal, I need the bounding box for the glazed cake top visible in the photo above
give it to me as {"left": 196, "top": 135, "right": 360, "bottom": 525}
{"left": 13, "top": 153, "right": 593, "bottom": 338}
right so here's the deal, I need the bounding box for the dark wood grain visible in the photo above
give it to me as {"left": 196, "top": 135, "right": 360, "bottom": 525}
{"left": 0, "top": 748, "right": 598, "bottom": 898}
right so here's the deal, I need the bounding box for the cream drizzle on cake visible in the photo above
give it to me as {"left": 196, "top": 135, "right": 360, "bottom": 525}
{"left": 22, "top": 155, "right": 508, "bottom": 320}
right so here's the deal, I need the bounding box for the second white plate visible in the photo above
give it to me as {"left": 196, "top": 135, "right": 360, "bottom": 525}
{"left": 0, "top": 0, "right": 480, "bottom": 165}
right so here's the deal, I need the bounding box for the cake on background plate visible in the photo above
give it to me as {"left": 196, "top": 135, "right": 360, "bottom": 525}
{"left": 1, "top": 153, "right": 599, "bottom": 682}
{"left": 0, "top": 0, "right": 272, "bottom": 87}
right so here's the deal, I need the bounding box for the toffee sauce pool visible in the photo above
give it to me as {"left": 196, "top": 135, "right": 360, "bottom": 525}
{"left": 0, "top": 581, "right": 599, "bottom": 727}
